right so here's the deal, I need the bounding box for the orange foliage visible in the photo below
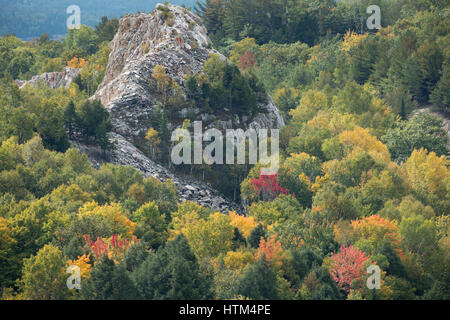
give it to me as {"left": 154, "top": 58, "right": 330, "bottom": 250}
{"left": 351, "top": 215, "right": 403, "bottom": 257}
{"left": 255, "top": 235, "right": 284, "bottom": 270}
{"left": 67, "top": 57, "right": 87, "bottom": 68}
{"left": 67, "top": 254, "right": 92, "bottom": 279}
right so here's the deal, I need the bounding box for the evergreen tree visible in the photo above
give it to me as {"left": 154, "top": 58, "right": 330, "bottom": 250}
{"left": 236, "top": 255, "right": 279, "bottom": 300}
{"left": 232, "top": 227, "right": 246, "bottom": 250}
{"left": 430, "top": 65, "right": 450, "bottom": 114}
{"left": 77, "top": 99, "right": 112, "bottom": 149}
{"left": 248, "top": 224, "right": 265, "bottom": 248}
{"left": 36, "top": 100, "right": 70, "bottom": 152}
{"left": 382, "top": 112, "right": 449, "bottom": 163}
{"left": 124, "top": 241, "right": 150, "bottom": 272}
{"left": 195, "top": 0, "right": 225, "bottom": 35}
{"left": 290, "top": 247, "right": 323, "bottom": 286}
{"left": 63, "top": 101, "right": 78, "bottom": 136}
{"left": 133, "top": 234, "right": 213, "bottom": 300}
{"left": 377, "top": 241, "right": 405, "bottom": 278}
{"left": 95, "top": 16, "right": 119, "bottom": 43}
{"left": 81, "top": 256, "right": 139, "bottom": 300}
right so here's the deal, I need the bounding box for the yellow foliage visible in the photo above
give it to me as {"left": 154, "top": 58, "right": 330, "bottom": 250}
{"left": 273, "top": 87, "right": 300, "bottom": 106}
{"left": 170, "top": 209, "right": 202, "bottom": 239}
{"left": 339, "top": 126, "right": 391, "bottom": 163}
{"left": 229, "top": 211, "right": 258, "bottom": 238}
{"left": 67, "top": 254, "right": 91, "bottom": 279}
{"left": 145, "top": 128, "right": 161, "bottom": 147}
{"left": 404, "top": 148, "right": 449, "bottom": 195}
{"left": 182, "top": 212, "right": 234, "bottom": 259}
{"left": 78, "top": 202, "right": 135, "bottom": 237}
{"left": 67, "top": 57, "right": 87, "bottom": 68}
{"left": 342, "top": 30, "right": 368, "bottom": 52}
{"left": 289, "top": 90, "right": 329, "bottom": 123}
{"left": 152, "top": 65, "right": 170, "bottom": 90}
{"left": 352, "top": 215, "right": 403, "bottom": 257}
{"left": 247, "top": 202, "right": 284, "bottom": 225}
{"left": 307, "top": 111, "right": 357, "bottom": 135}
{"left": 0, "top": 217, "right": 16, "bottom": 256}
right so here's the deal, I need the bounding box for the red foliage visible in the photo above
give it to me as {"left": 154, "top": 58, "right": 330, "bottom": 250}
{"left": 84, "top": 234, "right": 138, "bottom": 262}
{"left": 329, "top": 245, "right": 373, "bottom": 293}
{"left": 239, "top": 50, "right": 256, "bottom": 70}
{"left": 250, "top": 172, "right": 292, "bottom": 201}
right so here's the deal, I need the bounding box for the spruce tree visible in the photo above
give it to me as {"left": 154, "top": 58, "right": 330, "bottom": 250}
{"left": 81, "top": 256, "right": 139, "bottom": 300}
{"left": 133, "top": 234, "right": 213, "bottom": 300}
{"left": 63, "top": 101, "right": 78, "bottom": 136}
{"left": 248, "top": 224, "right": 265, "bottom": 248}
{"left": 236, "top": 255, "right": 279, "bottom": 300}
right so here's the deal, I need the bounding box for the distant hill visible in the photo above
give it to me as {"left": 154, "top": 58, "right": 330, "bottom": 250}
{"left": 0, "top": 0, "right": 197, "bottom": 39}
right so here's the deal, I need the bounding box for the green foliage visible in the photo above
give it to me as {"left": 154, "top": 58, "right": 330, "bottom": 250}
{"left": 186, "top": 54, "right": 263, "bottom": 115}
{"left": 297, "top": 267, "right": 343, "bottom": 300}
{"left": 132, "top": 202, "right": 168, "bottom": 250}
{"left": 64, "top": 26, "right": 99, "bottom": 58}
{"left": 20, "top": 244, "right": 68, "bottom": 300}
{"left": 95, "top": 17, "right": 120, "bottom": 43}
{"left": 382, "top": 112, "right": 449, "bottom": 163}
{"left": 236, "top": 256, "right": 279, "bottom": 300}
{"left": 0, "top": 1, "right": 449, "bottom": 301}
{"left": 63, "top": 99, "right": 113, "bottom": 153}
{"left": 430, "top": 65, "right": 450, "bottom": 114}
{"left": 81, "top": 256, "right": 139, "bottom": 300}
{"left": 248, "top": 224, "right": 266, "bottom": 249}
{"left": 133, "top": 235, "right": 213, "bottom": 299}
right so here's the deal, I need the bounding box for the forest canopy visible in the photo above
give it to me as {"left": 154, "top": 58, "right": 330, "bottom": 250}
{"left": 0, "top": 0, "right": 449, "bottom": 301}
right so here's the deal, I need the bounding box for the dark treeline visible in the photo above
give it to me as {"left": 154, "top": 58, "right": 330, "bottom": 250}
{"left": 0, "top": 0, "right": 196, "bottom": 39}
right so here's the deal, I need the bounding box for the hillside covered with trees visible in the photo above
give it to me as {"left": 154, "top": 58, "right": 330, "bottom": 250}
{"left": 0, "top": 0, "right": 196, "bottom": 39}
{"left": 0, "top": 0, "right": 449, "bottom": 300}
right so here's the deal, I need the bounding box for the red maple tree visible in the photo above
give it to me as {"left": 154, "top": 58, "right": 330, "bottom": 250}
{"left": 329, "top": 245, "right": 373, "bottom": 293}
{"left": 249, "top": 172, "right": 292, "bottom": 201}
{"left": 239, "top": 50, "right": 257, "bottom": 70}
{"left": 84, "top": 234, "right": 138, "bottom": 263}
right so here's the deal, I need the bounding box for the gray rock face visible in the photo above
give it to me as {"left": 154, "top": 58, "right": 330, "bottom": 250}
{"left": 80, "top": 3, "right": 285, "bottom": 212}
{"left": 93, "top": 3, "right": 284, "bottom": 140}
{"left": 72, "top": 132, "right": 244, "bottom": 213}
{"left": 16, "top": 67, "right": 80, "bottom": 89}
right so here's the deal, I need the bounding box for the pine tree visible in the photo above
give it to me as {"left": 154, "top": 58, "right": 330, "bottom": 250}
{"left": 63, "top": 101, "right": 78, "bottom": 136}
{"left": 81, "top": 256, "right": 139, "bottom": 300}
{"left": 195, "top": 0, "right": 225, "bottom": 35}
{"left": 236, "top": 255, "right": 279, "bottom": 300}
{"left": 133, "top": 235, "right": 213, "bottom": 300}
{"left": 430, "top": 65, "right": 450, "bottom": 114}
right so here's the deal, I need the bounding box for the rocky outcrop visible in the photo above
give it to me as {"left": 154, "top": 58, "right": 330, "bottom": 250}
{"left": 93, "top": 3, "right": 284, "bottom": 141}
{"left": 72, "top": 133, "right": 244, "bottom": 213}
{"left": 81, "top": 4, "right": 285, "bottom": 212}
{"left": 16, "top": 67, "right": 80, "bottom": 89}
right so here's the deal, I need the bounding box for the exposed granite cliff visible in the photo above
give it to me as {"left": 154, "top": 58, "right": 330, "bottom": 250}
{"left": 15, "top": 67, "right": 80, "bottom": 89}
{"left": 93, "top": 3, "right": 284, "bottom": 140}
{"left": 84, "top": 4, "right": 284, "bottom": 212}
{"left": 72, "top": 133, "right": 244, "bottom": 213}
